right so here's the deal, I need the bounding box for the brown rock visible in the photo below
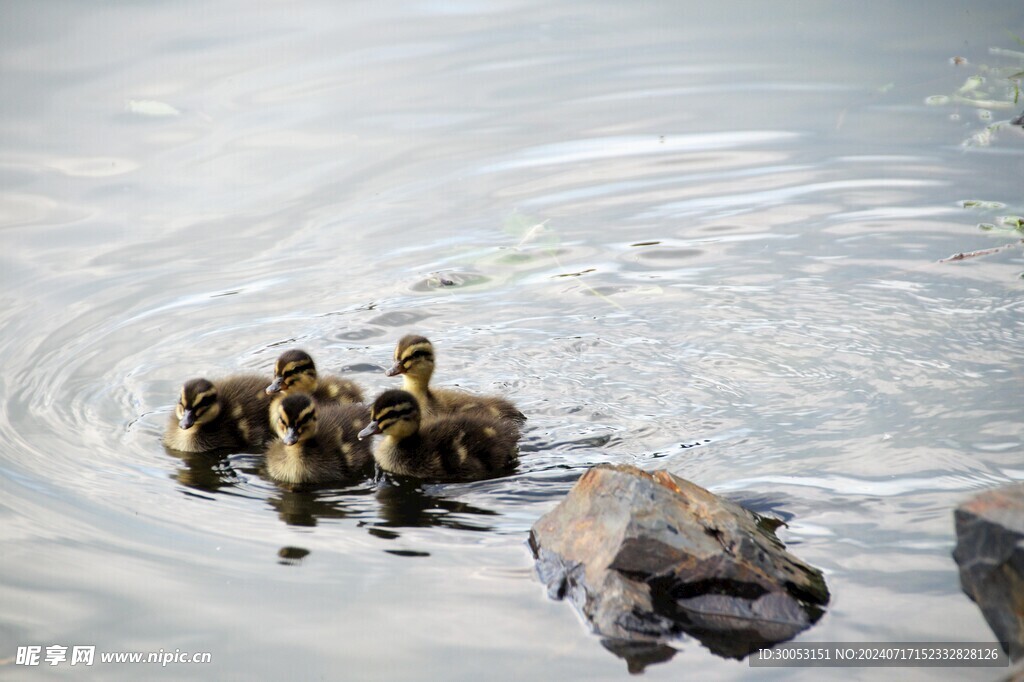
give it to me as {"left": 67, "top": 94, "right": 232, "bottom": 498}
{"left": 953, "top": 482, "right": 1024, "bottom": 661}
{"left": 530, "top": 463, "right": 829, "bottom": 664}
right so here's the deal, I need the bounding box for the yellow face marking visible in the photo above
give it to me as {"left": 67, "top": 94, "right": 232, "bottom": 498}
{"left": 373, "top": 402, "right": 415, "bottom": 421}
{"left": 192, "top": 388, "right": 217, "bottom": 406}
{"left": 297, "top": 404, "right": 316, "bottom": 423}
{"left": 399, "top": 342, "right": 433, "bottom": 361}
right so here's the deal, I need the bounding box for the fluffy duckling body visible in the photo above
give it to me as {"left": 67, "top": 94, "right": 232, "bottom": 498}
{"left": 266, "top": 349, "right": 363, "bottom": 406}
{"left": 163, "top": 375, "right": 272, "bottom": 453}
{"left": 266, "top": 393, "right": 372, "bottom": 485}
{"left": 386, "top": 335, "right": 526, "bottom": 427}
{"left": 358, "top": 389, "right": 518, "bottom": 481}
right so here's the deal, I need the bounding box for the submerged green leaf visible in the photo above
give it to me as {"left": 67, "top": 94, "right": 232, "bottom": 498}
{"left": 960, "top": 199, "right": 1007, "bottom": 210}
{"left": 958, "top": 75, "right": 986, "bottom": 93}
{"left": 989, "top": 47, "right": 1024, "bottom": 60}
{"left": 1000, "top": 215, "right": 1024, "bottom": 230}
{"left": 125, "top": 99, "right": 180, "bottom": 117}
{"left": 952, "top": 94, "right": 1016, "bottom": 109}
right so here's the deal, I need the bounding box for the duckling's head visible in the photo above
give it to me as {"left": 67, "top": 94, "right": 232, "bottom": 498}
{"left": 266, "top": 349, "right": 318, "bottom": 396}
{"left": 273, "top": 393, "right": 319, "bottom": 446}
{"left": 386, "top": 335, "right": 435, "bottom": 383}
{"left": 358, "top": 389, "right": 421, "bottom": 441}
{"left": 176, "top": 378, "right": 221, "bottom": 430}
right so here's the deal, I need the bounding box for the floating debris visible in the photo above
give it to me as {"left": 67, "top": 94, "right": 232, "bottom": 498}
{"left": 125, "top": 99, "right": 181, "bottom": 117}
{"left": 938, "top": 241, "right": 1022, "bottom": 263}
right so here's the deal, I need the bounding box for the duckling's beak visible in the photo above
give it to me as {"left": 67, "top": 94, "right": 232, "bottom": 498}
{"left": 265, "top": 377, "right": 285, "bottom": 394}
{"left": 385, "top": 362, "right": 405, "bottom": 377}
{"left": 357, "top": 421, "right": 380, "bottom": 440}
{"left": 179, "top": 410, "right": 197, "bottom": 430}
{"left": 282, "top": 428, "right": 300, "bottom": 446}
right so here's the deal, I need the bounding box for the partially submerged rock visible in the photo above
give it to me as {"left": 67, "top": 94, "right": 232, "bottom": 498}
{"left": 529, "top": 463, "right": 829, "bottom": 664}
{"left": 953, "top": 482, "right": 1024, "bottom": 661}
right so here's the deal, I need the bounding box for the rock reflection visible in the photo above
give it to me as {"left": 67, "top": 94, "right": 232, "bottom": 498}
{"left": 600, "top": 638, "right": 677, "bottom": 675}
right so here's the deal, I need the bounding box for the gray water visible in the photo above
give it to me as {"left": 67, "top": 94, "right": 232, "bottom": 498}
{"left": 2, "top": 1, "right": 1023, "bottom": 679}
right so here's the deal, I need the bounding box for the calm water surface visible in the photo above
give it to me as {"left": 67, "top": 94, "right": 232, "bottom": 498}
{"left": 2, "top": 1, "right": 1023, "bottom": 679}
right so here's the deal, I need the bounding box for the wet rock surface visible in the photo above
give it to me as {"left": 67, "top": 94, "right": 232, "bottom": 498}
{"left": 953, "top": 482, "right": 1024, "bottom": 661}
{"left": 529, "top": 463, "right": 829, "bottom": 666}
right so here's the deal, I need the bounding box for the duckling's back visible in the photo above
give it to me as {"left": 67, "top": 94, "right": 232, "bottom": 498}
{"left": 422, "top": 413, "right": 519, "bottom": 479}
{"left": 424, "top": 387, "right": 526, "bottom": 428}
{"left": 314, "top": 375, "right": 365, "bottom": 405}
{"left": 217, "top": 374, "right": 275, "bottom": 448}
{"left": 316, "top": 401, "right": 373, "bottom": 473}
{"left": 162, "top": 374, "right": 272, "bottom": 453}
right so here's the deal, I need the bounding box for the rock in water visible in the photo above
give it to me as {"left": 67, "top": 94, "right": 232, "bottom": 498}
{"left": 953, "top": 482, "right": 1024, "bottom": 661}
{"left": 529, "top": 464, "right": 829, "bottom": 665}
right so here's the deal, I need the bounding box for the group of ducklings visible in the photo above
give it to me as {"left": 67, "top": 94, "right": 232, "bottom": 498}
{"left": 163, "top": 335, "right": 525, "bottom": 486}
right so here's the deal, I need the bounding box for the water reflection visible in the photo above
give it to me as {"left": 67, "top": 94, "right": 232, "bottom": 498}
{"left": 600, "top": 639, "right": 677, "bottom": 675}
{"left": 369, "top": 477, "right": 499, "bottom": 533}
{"left": 277, "top": 546, "right": 310, "bottom": 566}
{"left": 2, "top": 0, "right": 1022, "bottom": 678}
{"left": 164, "top": 446, "right": 240, "bottom": 494}
{"left": 267, "top": 487, "right": 361, "bottom": 528}
{"left": 165, "top": 443, "right": 504, "bottom": 533}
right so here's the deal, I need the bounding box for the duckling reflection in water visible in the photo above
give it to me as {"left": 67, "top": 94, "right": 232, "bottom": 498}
{"left": 358, "top": 389, "right": 518, "bottom": 481}
{"left": 266, "top": 393, "right": 372, "bottom": 486}
{"left": 266, "top": 349, "right": 363, "bottom": 405}
{"left": 386, "top": 335, "right": 526, "bottom": 428}
{"left": 163, "top": 375, "right": 273, "bottom": 453}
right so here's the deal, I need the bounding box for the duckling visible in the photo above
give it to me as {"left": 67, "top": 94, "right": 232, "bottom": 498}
{"left": 163, "top": 375, "right": 272, "bottom": 453}
{"left": 385, "top": 335, "right": 526, "bottom": 427}
{"left": 265, "top": 349, "right": 364, "bottom": 405}
{"left": 357, "top": 389, "right": 518, "bottom": 481}
{"left": 266, "top": 393, "right": 372, "bottom": 485}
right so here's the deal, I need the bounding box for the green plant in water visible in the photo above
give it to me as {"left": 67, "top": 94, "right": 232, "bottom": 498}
{"left": 929, "top": 37, "right": 1024, "bottom": 146}
{"left": 502, "top": 213, "right": 624, "bottom": 310}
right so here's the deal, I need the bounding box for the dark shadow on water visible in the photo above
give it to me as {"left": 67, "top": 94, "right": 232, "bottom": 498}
{"left": 277, "top": 546, "right": 310, "bottom": 565}
{"left": 723, "top": 492, "right": 797, "bottom": 526}
{"left": 266, "top": 487, "right": 365, "bottom": 527}
{"left": 600, "top": 639, "right": 677, "bottom": 675}
{"left": 365, "top": 474, "right": 499, "bottom": 535}
{"left": 164, "top": 446, "right": 241, "bottom": 494}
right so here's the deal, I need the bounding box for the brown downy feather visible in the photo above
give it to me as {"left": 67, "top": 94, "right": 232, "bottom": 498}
{"left": 266, "top": 393, "right": 372, "bottom": 485}
{"left": 163, "top": 374, "right": 272, "bottom": 453}
{"left": 386, "top": 335, "right": 525, "bottom": 427}
{"left": 360, "top": 389, "right": 518, "bottom": 481}
{"left": 265, "top": 349, "right": 364, "bottom": 405}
